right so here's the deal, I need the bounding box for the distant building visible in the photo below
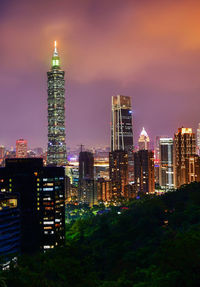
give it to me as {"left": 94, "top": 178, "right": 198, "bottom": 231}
{"left": 5, "top": 150, "right": 16, "bottom": 159}
{"left": 134, "top": 150, "right": 155, "bottom": 194}
{"left": 0, "top": 145, "right": 5, "bottom": 166}
{"left": 16, "top": 139, "right": 27, "bottom": 158}
{"left": 33, "top": 147, "right": 44, "bottom": 157}
{"left": 197, "top": 123, "right": 200, "bottom": 156}
{"left": 111, "top": 95, "right": 134, "bottom": 182}
{"left": 174, "top": 128, "right": 196, "bottom": 188}
{"left": 138, "top": 128, "right": 150, "bottom": 150}
{"left": 47, "top": 41, "right": 67, "bottom": 166}
{"left": 78, "top": 151, "right": 97, "bottom": 206}
{"left": 97, "top": 178, "right": 112, "bottom": 202}
{"left": 159, "top": 138, "right": 174, "bottom": 190}
{"left": 66, "top": 165, "right": 79, "bottom": 187}
{"left": 154, "top": 136, "right": 160, "bottom": 162}
{"left": 154, "top": 136, "right": 160, "bottom": 184}
{"left": 109, "top": 150, "right": 128, "bottom": 199}
{"left": 0, "top": 158, "right": 65, "bottom": 253}
{"left": 94, "top": 155, "right": 109, "bottom": 180}
{"left": 187, "top": 155, "right": 200, "bottom": 183}
{"left": 79, "top": 151, "right": 94, "bottom": 181}
{"left": 0, "top": 146, "right": 5, "bottom": 159}
{"left": 0, "top": 192, "right": 20, "bottom": 269}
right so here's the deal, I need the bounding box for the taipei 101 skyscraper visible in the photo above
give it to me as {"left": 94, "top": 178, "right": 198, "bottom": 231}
{"left": 47, "top": 41, "right": 67, "bottom": 166}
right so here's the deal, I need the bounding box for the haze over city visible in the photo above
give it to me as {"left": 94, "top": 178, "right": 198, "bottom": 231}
{"left": 1, "top": 0, "right": 200, "bottom": 148}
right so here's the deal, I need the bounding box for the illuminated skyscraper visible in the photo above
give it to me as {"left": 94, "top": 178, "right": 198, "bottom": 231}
{"left": 138, "top": 128, "right": 150, "bottom": 150}
{"left": 97, "top": 178, "right": 112, "bottom": 202}
{"left": 154, "top": 136, "right": 161, "bottom": 185}
{"left": 0, "top": 146, "right": 5, "bottom": 159}
{"left": 0, "top": 193, "right": 20, "bottom": 269}
{"left": 159, "top": 138, "right": 174, "bottom": 190}
{"left": 0, "top": 158, "right": 65, "bottom": 253}
{"left": 197, "top": 123, "right": 200, "bottom": 155}
{"left": 134, "top": 150, "right": 155, "bottom": 194}
{"left": 174, "top": 128, "right": 196, "bottom": 188}
{"left": 111, "top": 95, "right": 134, "bottom": 153}
{"left": 111, "top": 95, "right": 134, "bottom": 181}
{"left": 78, "top": 151, "right": 97, "bottom": 205}
{"left": 109, "top": 150, "right": 128, "bottom": 199}
{"left": 16, "top": 139, "right": 27, "bottom": 158}
{"left": 0, "top": 145, "right": 5, "bottom": 166}
{"left": 47, "top": 41, "right": 67, "bottom": 166}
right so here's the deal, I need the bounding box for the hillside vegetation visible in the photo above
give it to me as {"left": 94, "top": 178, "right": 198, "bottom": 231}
{"left": 3, "top": 182, "right": 200, "bottom": 287}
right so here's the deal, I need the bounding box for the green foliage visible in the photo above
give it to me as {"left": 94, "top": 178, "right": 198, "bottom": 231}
{"left": 4, "top": 182, "right": 200, "bottom": 286}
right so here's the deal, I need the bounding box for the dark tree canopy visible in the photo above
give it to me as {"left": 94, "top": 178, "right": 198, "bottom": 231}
{"left": 4, "top": 182, "right": 200, "bottom": 287}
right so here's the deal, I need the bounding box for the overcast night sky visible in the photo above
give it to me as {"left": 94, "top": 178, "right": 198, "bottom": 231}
{"left": 1, "top": 0, "right": 200, "bottom": 149}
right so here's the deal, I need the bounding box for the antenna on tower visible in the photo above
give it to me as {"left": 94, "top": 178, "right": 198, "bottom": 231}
{"left": 53, "top": 40, "right": 58, "bottom": 56}
{"left": 80, "top": 144, "right": 84, "bottom": 152}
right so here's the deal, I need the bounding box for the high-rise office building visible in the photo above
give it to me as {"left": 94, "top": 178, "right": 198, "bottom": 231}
{"left": 138, "top": 128, "right": 150, "bottom": 150}
{"left": 187, "top": 155, "right": 200, "bottom": 183}
{"left": 197, "top": 123, "right": 200, "bottom": 155}
{"left": 79, "top": 151, "right": 94, "bottom": 181}
{"left": 174, "top": 128, "right": 196, "bottom": 188}
{"left": 16, "top": 139, "right": 27, "bottom": 158}
{"left": 109, "top": 150, "right": 128, "bottom": 199}
{"left": 154, "top": 136, "right": 161, "bottom": 185}
{"left": 47, "top": 41, "right": 67, "bottom": 166}
{"left": 0, "top": 145, "right": 5, "bottom": 159}
{"left": 134, "top": 150, "right": 155, "bottom": 194}
{"left": 154, "top": 136, "right": 160, "bottom": 162}
{"left": 78, "top": 151, "right": 97, "bottom": 205}
{"left": 111, "top": 95, "right": 134, "bottom": 182}
{"left": 0, "top": 192, "right": 20, "bottom": 269}
{"left": 0, "top": 145, "right": 5, "bottom": 166}
{"left": 0, "top": 158, "right": 65, "bottom": 253}
{"left": 111, "top": 95, "right": 134, "bottom": 153}
{"left": 97, "top": 178, "right": 112, "bottom": 202}
{"left": 66, "top": 165, "right": 79, "bottom": 187}
{"left": 159, "top": 138, "right": 174, "bottom": 190}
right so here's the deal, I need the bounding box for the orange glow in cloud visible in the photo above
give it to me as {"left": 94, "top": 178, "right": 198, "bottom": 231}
{"left": 1, "top": 0, "right": 200, "bottom": 88}
{"left": 1, "top": 0, "right": 200, "bottom": 147}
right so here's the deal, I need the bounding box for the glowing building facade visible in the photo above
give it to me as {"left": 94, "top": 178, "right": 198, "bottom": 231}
{"left": 78, "top": 151, "right": 97, "bottom": 206}
{"left": 197, "top": 123, "right": 200, "bottom": 155}
{"left": 16, "top": 139, "right": 27, "bottom": 158}
{"left": 159, "top": 138, "right": 174, "bottom": 190}
{"left": 47, "top": 42, "right": 67, "bottom": 166}
{"left": 0, "top": 193, "right": 20, "bottom": 269}
{"left": 0, "top": 158, "right": 65, "bottom": 253}
{"left": 111, "top": 95, "right": 134, "bottom": 182}
{"left": 134, "top": 150, "right": 155, "bottom": 194}
{"left": 138, "top": 128, "right": 150, "bottom": 150}
{"left": 0, "top": 145, "right": 5, "bottom": 166}
{"left": 174, "top": 128, "right": 196, "bottom": 188}
{"left": 109, "top": 150, "right": 128, "bottom": 199}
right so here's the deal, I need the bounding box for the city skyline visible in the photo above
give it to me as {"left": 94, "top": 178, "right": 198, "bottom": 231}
{"left": 1, "top": 0, "right": 200, "bottom": 148}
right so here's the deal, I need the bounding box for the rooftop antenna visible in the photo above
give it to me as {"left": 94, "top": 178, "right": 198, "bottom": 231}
{"left": 78, "top": 144, "right": 85, "bottom": 153}
{"left": 53, "top": 40, "right": 58, "bottom": 56}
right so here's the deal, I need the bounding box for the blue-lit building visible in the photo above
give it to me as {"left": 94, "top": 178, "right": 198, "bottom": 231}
{"left": 0, "top": 193, "right": 20, "bottom": 269}
{"left": 0, "top": 158, "right": 65, "bottom": 254}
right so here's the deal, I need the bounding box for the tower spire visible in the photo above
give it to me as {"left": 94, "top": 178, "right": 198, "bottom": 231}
{"left": 54, "top": 40, "right": 58, "bottom": 57}
{"left": 51, "top": 40, "right": 60, "bottom": 68}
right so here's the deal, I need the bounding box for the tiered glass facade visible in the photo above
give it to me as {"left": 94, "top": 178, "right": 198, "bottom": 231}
{"left": 47, "top": 42, "right": 67, "bottom": 166}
